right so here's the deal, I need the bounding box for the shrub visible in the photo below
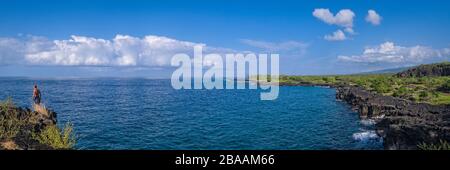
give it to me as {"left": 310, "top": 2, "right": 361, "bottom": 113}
{"left": 0, "top": 114, "right": 24, "bottom": 140}
{"left": 33, "top": 122, "right": 76, "bottom": 149}
{"left": 0, "top": 98, "right": 23, "bottom": 140}
{"left": 418, "top": 140, "right": 450, "bottom": 150}
{"left": 0, "top": 97, "right": 15, "bottom": 111}
{"left": 393, "top": 86, "right": 408, "bottom": 97}
{"left": 419, "top": 91, "right": 430, "bottom": 100}
{"left": 353, "top": 78, "right": 368, "bottom": 87}
{"left": 322, "top": 77, "right": 336, "bottom": 84}
{"left": 439, "top": 80, "right": 450, "bottom": 92}
{"left": 409, "top": 95, "right": 419, "bottom": 102}
{"left": 370, "top": 78, "right": 392, "bottom": 94}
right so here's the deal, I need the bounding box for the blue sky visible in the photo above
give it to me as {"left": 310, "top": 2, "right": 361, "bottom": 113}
{"left": 0, "top": 0, "right": 449, "bottom": 77}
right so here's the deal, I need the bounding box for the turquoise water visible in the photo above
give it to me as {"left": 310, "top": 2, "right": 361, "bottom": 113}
{"left": 0, "top": 78, "right": 382, "bottom": 149}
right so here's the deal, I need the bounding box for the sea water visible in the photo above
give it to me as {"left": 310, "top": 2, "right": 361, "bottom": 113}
{"left": 0, "top": 78, "right": 382, "bottom": 149}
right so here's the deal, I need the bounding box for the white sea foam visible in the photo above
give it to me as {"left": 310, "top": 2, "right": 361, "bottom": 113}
{"left": 360, "top": 119, "right": 376, "bottom": 126}
{"left": 353, "top": 130, "right": 380, "bottom": 141}
{"left": 374, "top": 114, "right": 385, "bottom": 119}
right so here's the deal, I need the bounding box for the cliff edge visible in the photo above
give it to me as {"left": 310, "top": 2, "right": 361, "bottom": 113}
{"left": 336, "top": 85, "right": 450, "bottom": 149}
{"left": 0, "top": 102, "right": 58, "bottom": 150}
{"left": 396, "top": 62, "right": 450, "bottom": 77}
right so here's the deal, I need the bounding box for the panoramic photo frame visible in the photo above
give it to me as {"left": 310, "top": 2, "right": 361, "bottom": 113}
{"left": 0, "top": 0, "right": 449, "bottom": 169}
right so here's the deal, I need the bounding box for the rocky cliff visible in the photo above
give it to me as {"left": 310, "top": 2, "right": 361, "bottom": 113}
{"left": 396, "top": 62, "right": 450, "bottom": 77}
{"left": 0, "top": 105, "right": 57, "bottom": 150}
{"left": 336, "top": 85, "right": 450, "bottom": 150}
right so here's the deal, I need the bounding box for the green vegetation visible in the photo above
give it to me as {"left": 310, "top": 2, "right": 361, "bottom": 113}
{"left": 251, "top": 64, "right": 450, "bottom": 105}
{"left": 275, "top": 75, "right": 338, "bottom": 85}
{"left": 0, "top": 98, "right": 23, "bottom": 140}
{"left": 1, "top": 98, "right": 76, "bottom": 150}
{"left": 439, "top": 79, "right": 450, "bottom": 92}
{"left": 32, "top": 122, "right": 76, "bottom": 149}
{"left": 0, "top": 97, "right": 15, "bottom": 109}
{"left": 418, "top": 140, "right": 450, "bottom": 150}
{"left": 397, "top": 62, "right": 450, "bottom": 77}
{"left": 275, "top": 74, "right": 450, "bottom": 105}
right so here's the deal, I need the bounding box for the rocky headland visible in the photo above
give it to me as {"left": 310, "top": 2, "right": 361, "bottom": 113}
{"left": 396, "top": 62, "right": 450, "bottom": 78}
{"left": 0, "top": 103, "right": 58, "bottom": 150}
{"left": 277, "top": 62, "right": 450, "bottom": 149}
{"left": 336, "top": 85, "right": 450, "bottom": 149}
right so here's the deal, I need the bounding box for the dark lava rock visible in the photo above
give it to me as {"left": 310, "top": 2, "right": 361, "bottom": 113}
{"left": 396, "top": 62, "right": 450, "bottom": 77}
{"left": 336, "top": 85, "right": 450, "bottom": 150}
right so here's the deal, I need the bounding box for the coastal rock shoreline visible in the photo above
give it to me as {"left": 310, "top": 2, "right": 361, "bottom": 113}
{"left": 335, "top": 85, "right": 450, "bottom": 150}
{"left": 277, "top": 80, "right": 450, "bottom": 149}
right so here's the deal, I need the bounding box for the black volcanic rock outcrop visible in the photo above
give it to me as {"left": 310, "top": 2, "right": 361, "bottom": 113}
{"left": 336, "top": 85, "right": 450, "bottom": 150}
{"left": 396, "top": 62, "right": 450, "bottom": 77}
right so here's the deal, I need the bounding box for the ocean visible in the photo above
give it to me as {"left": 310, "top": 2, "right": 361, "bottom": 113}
{"left": 0, "top": 77, "right": 382, "bottom": 149}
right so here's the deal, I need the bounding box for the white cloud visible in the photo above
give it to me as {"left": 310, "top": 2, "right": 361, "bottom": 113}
{"left": 0, "top": 38, "right": 24, "bottom": 65}
{"left": 324, "top": 30, "right": 347, "bottom": 41}
{"left": 313, "top": 8, "right": 355, "bottom": 41}
{"left": 313, "top": 8, "right": 355, "bottom": 31}
{"left": 240, "top": 39, "right": 308, "bottom": 55}
{"left": 0, "top": 35, "right": 237, "bottom": 67}
{"left": 344, "top": 27, "right": 355, "bottom": 34}
{"left": 338, "top": 42, "right": 450, "bottom": 64}
{"left": 365, "top": 10, "right": 382, "bottom": 25}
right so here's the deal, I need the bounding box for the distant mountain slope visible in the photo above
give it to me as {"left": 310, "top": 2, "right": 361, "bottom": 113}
{"left": 396, "top": 62, "right": 450, "bottom": 77}
{"left": 359, "top": 67, "right": 411, "bottom": 74}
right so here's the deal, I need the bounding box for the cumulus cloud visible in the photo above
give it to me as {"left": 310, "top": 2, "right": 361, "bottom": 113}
{"left": 366, "top": 10, "right": 382, "bottom": 25}
{"left": 313, "top": 8, "right": 355, "bottom": 33}
{"left": 240, "top": 39, "right": 308, "bottom": 55}
{"left": 0, "top": 35, "right": 237, "bottom": 67}
{"left": 313, "top": 8, "right": 355, "bottom": 41}
{"left": 324, "top": 30, "right": 347, "bottom": 41}
{"left": 338, "top": 42, "right": 450, "bottom": 64}
{"left": 0, "top": 38, "right": 25, "bottom": 65}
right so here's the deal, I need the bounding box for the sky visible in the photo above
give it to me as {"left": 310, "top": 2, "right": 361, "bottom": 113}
{"left": 0, "top": 0, "right": 449, "bottom": 78}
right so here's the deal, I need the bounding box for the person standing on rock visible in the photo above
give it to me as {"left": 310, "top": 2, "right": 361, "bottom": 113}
{"left": 33, "top": 84, "right": 41, "bottom": 105}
